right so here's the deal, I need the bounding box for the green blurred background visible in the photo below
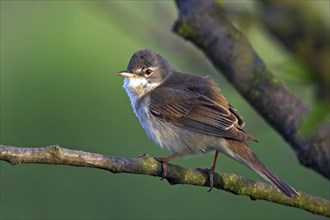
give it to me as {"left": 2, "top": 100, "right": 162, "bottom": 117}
{"left": 1, "top": 1, "right": 329, "bottom": 219}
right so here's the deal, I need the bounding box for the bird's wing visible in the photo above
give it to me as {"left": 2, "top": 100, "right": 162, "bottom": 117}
{"left": 148, "top": 88, "right": 256, "bottom": 141}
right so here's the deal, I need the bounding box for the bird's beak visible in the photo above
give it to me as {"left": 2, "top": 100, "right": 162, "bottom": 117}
{"left": 117, "top": 70, "right": 135, "bottom": 78}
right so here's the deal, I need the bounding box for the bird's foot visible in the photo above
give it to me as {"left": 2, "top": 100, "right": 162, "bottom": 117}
{"left": 155, "top": 157, "right": 169, "bottom": 180}
{"left": 196, "top": 167, "right": 215, "bottom": 192}
{"left": 155, "top": 153, "right": 180, "bottom": 180}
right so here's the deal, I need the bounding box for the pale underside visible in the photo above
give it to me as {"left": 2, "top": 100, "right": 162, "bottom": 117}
{"left": 123, "top": 76, "right": 242, "bottom": 160}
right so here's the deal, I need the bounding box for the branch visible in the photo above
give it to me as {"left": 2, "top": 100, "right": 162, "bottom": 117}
{"left": 259, "top": 0, "right": 330, "bottom": 100}
{"left": 172, "top": 0, "right": 330, "bottom": 178}
{"left": 0, "top": 145, "right": 329, "bottom": 217}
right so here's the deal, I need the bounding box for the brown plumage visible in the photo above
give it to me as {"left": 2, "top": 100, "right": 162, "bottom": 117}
{"left": 119, "top": 49, "right": 298, "bottom": 197}
{"left": 148, "top": 72, "right": 256, "bottom": 141}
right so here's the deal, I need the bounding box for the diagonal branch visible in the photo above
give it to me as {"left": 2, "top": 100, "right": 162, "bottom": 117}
{"left": 172, "top": 0, "right": 330, "bottom": 178}
{"left": 259, "top": 0, "right": 330, "bottom": 100}
{"left": 0, "top": 144, "right": 329, "bottom": 217}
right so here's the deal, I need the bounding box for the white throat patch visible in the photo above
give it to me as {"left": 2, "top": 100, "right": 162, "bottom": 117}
{"left": 123, "top": 77, "right": 159, "bottom": 98}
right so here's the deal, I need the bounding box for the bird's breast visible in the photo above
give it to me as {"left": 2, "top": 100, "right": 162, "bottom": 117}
{"left": 132, "top": 97, "right": 218, "bottom": 155}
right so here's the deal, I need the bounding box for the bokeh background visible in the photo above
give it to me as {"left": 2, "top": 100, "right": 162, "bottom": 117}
{"left": 1, "top": 1, "right": 329, "bottom": 219}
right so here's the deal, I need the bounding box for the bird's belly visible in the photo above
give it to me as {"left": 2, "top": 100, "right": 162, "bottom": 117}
{"left": 136, "top": 105, "right": 218, "bottom": 156}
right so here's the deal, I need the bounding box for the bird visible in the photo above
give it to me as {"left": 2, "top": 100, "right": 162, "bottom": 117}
{"left": 117, "top": 49, "right": 298, "bottom": 197}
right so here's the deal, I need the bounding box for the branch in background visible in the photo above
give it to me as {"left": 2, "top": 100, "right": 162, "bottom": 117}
{"left": 259, "top": 0, "right": 330, "bottom": 100}
{"left": 173, "top": 0, "right": 330, "bottom": 178}
{"left": 0, "top": 145, "right": 329, "bottom": 217}
{"left": 90, "top": 1, "right": 209, "bottom": 75}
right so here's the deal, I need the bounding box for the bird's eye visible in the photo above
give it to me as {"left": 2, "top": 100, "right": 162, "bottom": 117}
{"left": 144, "top": 68, "right": 153, "bottom": 76}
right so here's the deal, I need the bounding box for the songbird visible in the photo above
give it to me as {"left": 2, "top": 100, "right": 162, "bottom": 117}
{"left": 118, "top": 49, "right": 298, "bottom": 197}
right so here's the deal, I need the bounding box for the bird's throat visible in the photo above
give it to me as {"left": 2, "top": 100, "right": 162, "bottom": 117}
{"left": 123, "top": 77, "right": 159, "bottom": 98}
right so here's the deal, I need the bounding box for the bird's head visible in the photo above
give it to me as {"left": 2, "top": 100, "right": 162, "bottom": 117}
{"left": 118, "top": 49, "right": 174, "bottom": 97}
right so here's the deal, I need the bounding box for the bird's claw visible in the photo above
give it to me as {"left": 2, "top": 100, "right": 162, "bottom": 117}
{"left": 196, "top": 167, "right": 215, "bottom": 192}
{"left": 208, "top": 168, "right": 214, "bottom": 192}
{"left": 155, "top": 157, "right": 169, "bottom": 180}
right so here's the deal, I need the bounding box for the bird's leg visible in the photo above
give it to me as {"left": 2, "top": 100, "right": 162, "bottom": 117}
{"left": 196, "top": 151, "right": 219, "bottom": 191}
{"left": 208, "top": 151, "right": 219, "bottom": 192}
{"left": 156, "top": 153, "right": 180, "bottom": 179}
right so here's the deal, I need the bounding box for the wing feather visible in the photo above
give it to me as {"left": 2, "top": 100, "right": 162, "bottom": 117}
{"left": 148, "top": 88, "right": 255, "bottom": 141}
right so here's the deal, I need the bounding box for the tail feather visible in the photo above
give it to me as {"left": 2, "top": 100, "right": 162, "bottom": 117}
{"left": 251, "top": 157, "right": 298, "bottom": 197}
{"left": 224, "top": 140, "right": 298, "bottom": 198}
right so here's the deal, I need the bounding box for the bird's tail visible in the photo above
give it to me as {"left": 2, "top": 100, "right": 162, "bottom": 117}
{"left": 223, "top": 139, "right": 298, "bottom": 198}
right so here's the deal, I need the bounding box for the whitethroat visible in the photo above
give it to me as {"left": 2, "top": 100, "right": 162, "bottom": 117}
{"left": 118, "top": 49, "right": 298, "bottom": 197}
